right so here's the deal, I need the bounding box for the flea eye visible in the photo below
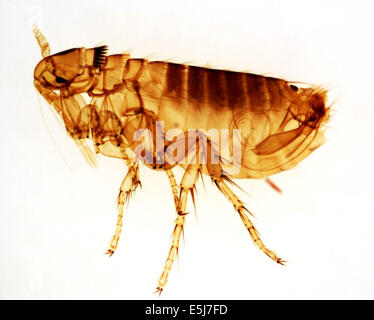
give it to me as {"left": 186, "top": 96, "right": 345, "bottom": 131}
{"left": 290, "top": 85, "right": 298, "bottom": 92}
{"left": 56, "top": 76, "right": 67, "bottom": 84}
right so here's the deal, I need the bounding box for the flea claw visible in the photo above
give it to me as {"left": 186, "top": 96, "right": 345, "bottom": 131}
{"left": 154, "top": 287, "right": 163, "bottom": 296}
{"left": 105, "top": 249, "right": 115, "bottom": 256}
{"left": 277, "top": 258, "right": 287, "bottom": 265}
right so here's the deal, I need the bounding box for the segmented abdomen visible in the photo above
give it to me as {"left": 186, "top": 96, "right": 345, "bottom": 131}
{"left": 135, "top": 61, "right": 327, "bottom": 178}
{"left": 143, "top": 61, "right": 297, "bottom": 112}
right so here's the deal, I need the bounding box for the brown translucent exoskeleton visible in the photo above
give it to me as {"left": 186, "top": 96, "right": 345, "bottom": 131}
{"left": 33, "top": 25, "right": 330, "bottom": 294}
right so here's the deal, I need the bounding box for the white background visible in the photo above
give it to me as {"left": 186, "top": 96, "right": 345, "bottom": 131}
{"left": 1, "top": 0, "right": 373, "bottom": 299}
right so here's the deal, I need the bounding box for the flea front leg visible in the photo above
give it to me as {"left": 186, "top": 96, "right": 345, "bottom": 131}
{"left": 106, "top": 163, "right": 141, "bottom": 256}
{"left": 156, "top": 164, "right": 200, "bottom": 294}
{"left": 34, "top": 80, "right": 62, "bottom": 113}
{"left": 215, "top": 177, "right": 286, "bottom": 265}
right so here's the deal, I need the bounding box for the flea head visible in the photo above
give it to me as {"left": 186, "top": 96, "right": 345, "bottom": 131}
{"left": 34, "top": 46, "right": 107, "bottom": 93}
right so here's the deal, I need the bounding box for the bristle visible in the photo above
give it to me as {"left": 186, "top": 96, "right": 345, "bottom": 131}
{"left": 93, "top": 45, "right": 108, "bottom": 68}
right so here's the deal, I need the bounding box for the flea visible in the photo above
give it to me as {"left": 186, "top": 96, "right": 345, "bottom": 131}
{"left": 33, "top": 26, "right": 329, "bottom": 293}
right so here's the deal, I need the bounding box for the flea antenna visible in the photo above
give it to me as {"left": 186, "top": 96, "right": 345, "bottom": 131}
{"left": 32, "top": 24, "right": 50, "bottom": 57}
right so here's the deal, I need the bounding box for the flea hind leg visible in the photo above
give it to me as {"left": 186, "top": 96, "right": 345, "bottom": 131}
{"left": 166, "top": 169, "right": 179, "bottom": 208}
{"left": 156, "top": 164, "right": 200, "bottom": 294}
{"left": 106, "top": 163, "right": 141, "bottom": 256}
{"left": 215, "top": 177, "right": 286, "bottom": 265}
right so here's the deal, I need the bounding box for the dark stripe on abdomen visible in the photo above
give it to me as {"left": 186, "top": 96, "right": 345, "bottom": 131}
{"left": 187, "top": 65, "right": 206, "bottom": 102}
{"left": 164, "top": 63, "right": 187, "bottom": 98}
{"left": 245, "top": 73, "right": 269, "bottom": 110}
{"left": 225, "top": 70, "right": 246, "bottom": 108}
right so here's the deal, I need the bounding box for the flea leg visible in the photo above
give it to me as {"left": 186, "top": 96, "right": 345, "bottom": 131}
{"left": 75, "top": 139, "right": 98, "bottom": 168}
{"left": 166, "top": 169, "right": 179, "bottom": 208}
{"left": 156, "top": 164, "right": 200, "bottom": 294}
{"left": 215, "top": 178, "right": 286, "bottom": 265}
{"left": 106, "top": 163, "right": 141, "bottom": 256}
{"left": 34, "top": 80, "right": 62, "bottom": 113}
